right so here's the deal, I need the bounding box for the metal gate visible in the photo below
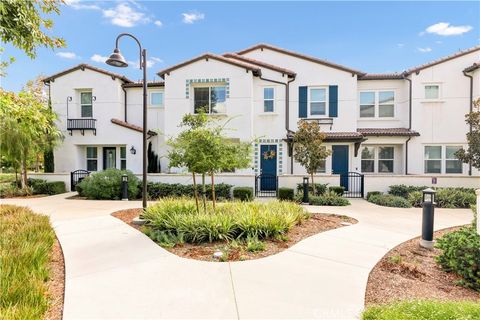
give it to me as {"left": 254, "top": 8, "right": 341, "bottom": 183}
{"left": 70, "top": 170, "right": 90, "bottom": 191}
{"left": 339, "top": 172, "right": 364, "bottom": 198}
{"left": 255, "top": 174, "right": 278, "bottom": 197}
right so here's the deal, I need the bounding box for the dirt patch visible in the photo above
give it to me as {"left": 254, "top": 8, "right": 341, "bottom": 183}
{"left": 112, "top": 208, "right": 357, "bottom": 262}
{"left": 45, "top": 237, "right": 65, "bottom": 320}
{"left": 365, "top": 226, "right": 480, "bottom": 306}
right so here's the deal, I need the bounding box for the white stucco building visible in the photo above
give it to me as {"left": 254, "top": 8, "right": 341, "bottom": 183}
{"left": 42, "top": 44, "right": 480, "bottom": 193}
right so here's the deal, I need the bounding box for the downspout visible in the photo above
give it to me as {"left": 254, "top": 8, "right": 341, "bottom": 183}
{"left": 403, "top": 73, "right": 412, "bottom": 175}
{"left": 462, "top": 70, "right": 473, "bottom": 176}
{"left": 122, "top": 86, "right": 128, "bottom": 122}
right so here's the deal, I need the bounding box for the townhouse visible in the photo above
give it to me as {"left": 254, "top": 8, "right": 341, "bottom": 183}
{"left": 42, "top": 44, "right": 480, "bottom": 193}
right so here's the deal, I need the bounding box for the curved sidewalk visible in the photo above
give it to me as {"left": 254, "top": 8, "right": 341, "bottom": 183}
{"left": 1, "top": 194, "right": 473, "bottom": 319}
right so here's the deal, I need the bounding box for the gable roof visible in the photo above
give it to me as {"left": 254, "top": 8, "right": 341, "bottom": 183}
{"left": 122, "top": 81, "right": 165, "bottom": 88}
{"left": 43, "top": 63, "right": 132, "bottom": 83}
{"left": 111, "top": 118, "right": 157, "bottom": 136}
{"left": 358, "top": 73, "right": 405, "bottom": 80}
{"left": 157, "top": 53, "right": 261, "bottom": 78}
{"left": 405, "top": 45, "right": 480, "bottom": 75}
{"left": 357, "top": 128, "right": 420, "bottom": 137}
{"left": 237, "top": 43, "right": 365, "bottom": 76}
{"left": 223, "top": 53, "right": 296, "bottom": 77}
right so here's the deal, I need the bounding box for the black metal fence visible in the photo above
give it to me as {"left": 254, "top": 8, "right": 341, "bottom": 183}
{"left": 339, "top": 172, "right": 364, "bottom": 198}
{"left": 255, "top": 174, "right": 278, "bottom": 197}
{"left": 67, "top": 118, "right": 97, "bottom": 135}
{"left": 70, "top": 170, "right": 90, "bottom": 191}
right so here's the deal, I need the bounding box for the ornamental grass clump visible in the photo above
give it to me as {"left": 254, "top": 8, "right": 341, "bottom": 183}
{"left": 142, "top": 198, "right": 310, "bottom": 244}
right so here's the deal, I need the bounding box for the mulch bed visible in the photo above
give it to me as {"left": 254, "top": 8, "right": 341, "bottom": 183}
{"left": 45, "top": 236, "right": 65, "bottom": 320}
{"left": 365, "top": 226, "right": 480, "bottom": 306}
{"left": 112, "top": 208, "right": 357, "bottom": 262}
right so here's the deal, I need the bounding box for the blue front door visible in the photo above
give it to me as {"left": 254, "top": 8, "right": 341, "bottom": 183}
{"left": 332, "top": 145, "right": 349, "bottom": 190}
{"left": 260, "top": 145, "right": 277, "bottom": 190}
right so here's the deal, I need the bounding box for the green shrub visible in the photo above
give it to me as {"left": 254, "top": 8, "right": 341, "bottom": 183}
{"left": 368, "top": 194, "right": 412, "bottom": 208}
{"left": 27, "top": 178, "right": 47, "bottom": 193}
{"left": 0, "top": 185, "right": 33, "bottom": 198}
{"left": 278, "top": 187, "right": 294, "bottom": 201}
{"left": 44, "top": 181, "right": 66, "bottom": 195}
{"left": 142, "top": 199, "right": 310, "bottom": 244}
{"left": 362, "top": 300, "right": 480, "bottom": 320}
{"left": 146, "top": 182, "right": 232, "bottom": 200}
{"left": 472, "top": 205, "right": 477, "bottom": 229}
{"left": 388, "top": 184, "right": 427, "bottom": 198}
{"left": 296, "top": 183, "right": 328, "bottom": 196}
{"left": 329, "top": 186, "right": 345, "bottom": 196}
{"left": 366, "top": 191, "right": 382, "bottom": 201}
{"left": 408, "top": 191, "right": 423, "bottom": 207}
{"left": 246, "top": 236, "right": 266, "bottom": 252}
{"left": 435, "top": 226, "right": 480, "bottom": 291}
{"left": 309, "top": 191, "right": 350, "bottom": 206}
{"left": 407, "top": 188, "right": 476, "bottom": 208}
{"left": 77, "top": 168, "right": 140, "bottom": 200}
{"left": 233, "top": 187, "right": 253, "bottom": 201}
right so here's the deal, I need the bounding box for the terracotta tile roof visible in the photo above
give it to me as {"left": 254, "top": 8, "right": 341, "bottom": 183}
{"left": 43, "top": 64, "right": 132, "bottom": 83}
{"left": 122, "top": 81, "right": 165, "bottom": 88}
{"left": 223, "top": 53, "right": 296, "bottom": 77}
{"left": 236, "top": 43, "right": 365, "bottom": 76}
{"left": 157, "top": 53, "right": 261, "bottom": 78}
{"left": 405, "top": 45, "right": 480, "bottom": 75}
{"left": 325, "top": 132, "right": 364, "bottom": 140}
{"left": 358, "top": 73, "right": 405, "bottom": 80}
{"left": 357, "top": 128, "right": 420, "bottom": 136}
{"left": 111, "top": 118, "right": 157, "bottom": 136}
{"left": 464, "top": 62, "right": 480, "bottom": 73}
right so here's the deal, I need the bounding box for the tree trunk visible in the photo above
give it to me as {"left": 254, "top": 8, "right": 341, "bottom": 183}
{"left": 310, "top": 171, "right": 315, "bottom": 195}
{"left": 201, "top": 173, "right": 207, "bottom": 213}
{"left": 35, "top": 154, "right": 40, "bottom": 172}
{"left": 21, "top": 150, "right": 28, "bottom": 189}
{"left": 192, "top": 172, "right": 200, "bottom": 213}
{"left": 211, "top": 172, "right": 216, "bottom": 210}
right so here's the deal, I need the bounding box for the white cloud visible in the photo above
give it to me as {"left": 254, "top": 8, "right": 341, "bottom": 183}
{"left": 182, "top": 12, "right": 205, "bottom": 24}
{"left": 103, "top": 3, "right": 150, "bottom": 27}
{"left": 56, "top": 52, "right": 78, "bottom": 59}
{"left": 417, "top": 47, "right": 432, "bottom": 53}
{"left": 65, "top": 0, "right": 100, "bottom": 10}
{"left": 151, "top": 57, "right": 163, "bottom": 63}
{"left": 423, "top": 22, "right": 473, "bottom": 36}
{"left": 90, "top": 54, "right": 108, "bottom": 63}
{"left": 154, "top": 20, "right": 163, "bottom": 27}
{"left": 397, "top": 43, "right": 405, "bottom": 48}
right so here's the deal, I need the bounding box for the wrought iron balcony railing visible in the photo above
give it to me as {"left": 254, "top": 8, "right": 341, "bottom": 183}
{"left": 67, "top": 118, "right": 97, "bottom": 135}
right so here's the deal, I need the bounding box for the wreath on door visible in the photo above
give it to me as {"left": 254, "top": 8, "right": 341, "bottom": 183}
{"left": 262, "top": 149, "right": 276, "bottom": 160}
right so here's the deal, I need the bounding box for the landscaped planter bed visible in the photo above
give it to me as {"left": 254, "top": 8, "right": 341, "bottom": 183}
{"left": 365, "top": 226, "right": 479, "bottom": 307}
{"left": 112, "top": 206, "right": 357, "bottom": 262}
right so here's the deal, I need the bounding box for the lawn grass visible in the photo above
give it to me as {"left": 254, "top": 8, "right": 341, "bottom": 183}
{"left": 0, "top": 205, "right": 55, "bottom": 320}
{"left": 362, "top": 300, "right": 480, "bottom": 320}
{"left": 0, "top": 173, "right": 15, "bottom": 184}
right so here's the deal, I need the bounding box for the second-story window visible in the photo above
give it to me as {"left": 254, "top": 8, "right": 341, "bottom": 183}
{"left": 150, "top": 92, "right": 164, "bottom": 107}
{"left": 309, "top": 87, "right": 326, "bottom": 116}
{"left": 263, "top": 87, "right": 274, "bottom": 112}
{"left": 81, "top": 91, "right": 93, "bottom": 118}
{"left": 425, "top": 85, "right": 439, "bottom": 99}
{"left": 360, "top": 92, "right": 375, "bottom": 117}
{"left": 194, "top": 86, "right": 226, "bottom": 114}
{"left": 379, "top": 91, "right": 394, "bottom": 117}
{"left": 359, "top": 91, "right": 394, "bottom": 118}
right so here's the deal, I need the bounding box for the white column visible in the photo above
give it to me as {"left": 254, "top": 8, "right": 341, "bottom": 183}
{"left": 476, "top": 189, "right": 480, "bottom": 235}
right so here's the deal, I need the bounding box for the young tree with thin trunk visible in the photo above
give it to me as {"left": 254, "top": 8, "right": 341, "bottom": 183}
{"left": 293, "top": 120, "right": 332, "bottom": 195}
{"left": 456, "top": 98, "right": 480, "bottom": 170}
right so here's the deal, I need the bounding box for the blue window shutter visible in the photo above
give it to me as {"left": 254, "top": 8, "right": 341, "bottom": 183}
{"left": 329, "top": 85, "right": 338, "bottom": 117}
{"left": 299, "top": 86, "right": 308, "bottom": 118}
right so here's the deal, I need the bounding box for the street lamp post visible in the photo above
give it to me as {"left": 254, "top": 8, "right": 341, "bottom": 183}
{"left": 106, "top": 33, "right": 148, "bottom": 210}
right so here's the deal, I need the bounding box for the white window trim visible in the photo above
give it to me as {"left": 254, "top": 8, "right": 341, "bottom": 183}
{"left": 120, "top": 146, "right": 127, "bottom": 170}
{"left": 263, "top": 87, "right": 275, "bottom": 113}
{"left": 80, "top": 90, "right": 93, "bottom": 118}
{"left": 424, "top": 145, "right": 464, "bottom": 175}
{"left": 86, "top": 146, "right": 98, "bottom": 172}
{"left": 192, "top": 84, "right": 227, "bottom": 115}
{"left": 149, "top": 90, "right": 164, "bottom": 108}
{"left": 422, "top": 83, "right": 443, "bottom": 102}
{"left": 358, "top": 90, "right": 395, "bottom": 119}
{"left": 308, "top": 86, "right": 328, "bottom": 117}
{"left": 361, "top": 145, "right": 395, "bottom": 174}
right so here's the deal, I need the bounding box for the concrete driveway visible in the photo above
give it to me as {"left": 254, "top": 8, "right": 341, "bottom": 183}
{"left": 1, "top": 193, "right": 473, "bottom": 319}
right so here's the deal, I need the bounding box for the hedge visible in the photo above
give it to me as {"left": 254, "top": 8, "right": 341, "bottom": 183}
{"left": 233, "top": 187, "right": 253, "bottom": 201}
{"left": 278, "top": 187, "right": 294, "bottom": 201}
{"left": 309, "top": 191, "right": 350, "bottom": 206}
{"left": 296, "top": 183, "right": 328, "bottom": 196}
{"left": 389, "top": 185, "right": 477, "bottom": 209}
{"left": 77, "top": 169, "right": 140, "bottom": 200}
{"left": 147, "top": 182, "right": 233, "bottom": 200}
{"left": 368, "top": 194, "right": 411, "bottom": 208}
{"left": 328, "top": 186, "right": 345, "bottom": 196}
{"left": 27, "top": 178, "right": 66, "bottom": 195}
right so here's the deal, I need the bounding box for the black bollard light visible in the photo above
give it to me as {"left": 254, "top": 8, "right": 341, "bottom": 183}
{"left": 302, "top": 176, "right": 309, "bottom": 204}
{"left": 420, "top": 188, "right": 436, "bottom": 249}
{"left": 121, "top": 174, "right": 129, "bottom": 201}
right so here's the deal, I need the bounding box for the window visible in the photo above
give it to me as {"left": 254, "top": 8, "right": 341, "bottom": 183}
{"left": 150, "top": 92, "right": 164, "bottom": 107}
{"left": 86, "top": 146, "right": 97, "bottom": 171}
{"left": 379, "top": 91, "right": 394, "bottom": 117}
{"left": 120, "top": 146, "right": 127, "bottom": 170}
{"left": 81, "top": 91, "right": 93, "bottom": 117}
{"left": 309, "top": 88, "right": 326, "bottom": 116}
{"left": 446, "top": 146, "right": 462, "bottom": 174}
{"left": 263, "top": 87, "right": 274, "bottom": 112}
{"left": 360, "top": 92, "right": 375, "bottom": 118}
{"left": 378, "top": 147, "right": 394, "bottom": 173}
{"left": 194, "top": 86, "right": 226, "bottom": 114}
{"left": 359, "top": 91, "right": 394, "bottom": 118}
{"left": 425, "top": 85, "right": 439, "bottom": 99}
{"left": 424, "top": 146, "right": 442, "bottom": 173}
{"left": 361, "top": 146, "right": 375, "bottom": 173}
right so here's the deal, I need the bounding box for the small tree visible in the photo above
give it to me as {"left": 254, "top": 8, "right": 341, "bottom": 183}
{"left": 456, "top": 98, "right": 480, "bottom": 170}
{"left": 293, "top": 120, "right": 332, "bottom": 194}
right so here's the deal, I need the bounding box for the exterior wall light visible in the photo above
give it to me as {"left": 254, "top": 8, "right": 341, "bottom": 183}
{"left": 130, "top": 146, "right": 136, "bottom": 155}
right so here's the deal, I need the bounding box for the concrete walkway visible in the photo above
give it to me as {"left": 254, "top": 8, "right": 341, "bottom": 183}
{"left": 1, "top": 194, "right": 473, "bottom": 319}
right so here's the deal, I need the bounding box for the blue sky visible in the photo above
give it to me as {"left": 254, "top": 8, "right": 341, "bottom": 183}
{"left": 1, "top": 1, "right": 479, "bottom": 92}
